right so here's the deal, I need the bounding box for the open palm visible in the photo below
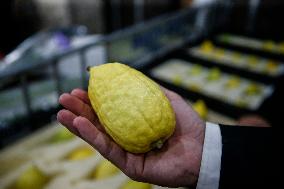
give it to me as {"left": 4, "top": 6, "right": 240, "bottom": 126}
{"left": 57, "top": 88, "right": 205, "bottom": 187}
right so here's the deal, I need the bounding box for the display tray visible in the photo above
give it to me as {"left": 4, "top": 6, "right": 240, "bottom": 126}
{"left": 185, "top": 41, "right": 284, "bottom": 82}
{"left": 187, "top": 99, "right": 236, "bottom": 125}
{"left": 214, "top": 34, "right": 284, "bottom": 62}
{"left": 0, "top": 122, "right": 185, "bottom": 189}
{"left": 141, "top": 53, "right": 276, "bottom": 119}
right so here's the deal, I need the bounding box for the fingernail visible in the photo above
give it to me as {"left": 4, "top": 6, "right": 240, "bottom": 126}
{"left": 57, "top": 109, "right": 66, "bottom": 121}
{"left": 73, "top": 116, "right": 84, "bottom": 127}
{"left": 59, "top": 93, "right": 69, "bottom": 103}
{"left": 71, "top": 88, "right": 80, "bottom": 95}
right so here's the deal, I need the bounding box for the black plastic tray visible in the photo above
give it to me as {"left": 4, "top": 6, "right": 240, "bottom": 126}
{"left": 212, "top": 36, "right": 284, "bottom": 62}
{"left": 179, "top": 48, "right": 282, "bottom": 84}
{"left": 139, "top": 50, "right": 281, "bottom": 122}
{"left": 141, "top": 51, "right": 253, "bottom": 119}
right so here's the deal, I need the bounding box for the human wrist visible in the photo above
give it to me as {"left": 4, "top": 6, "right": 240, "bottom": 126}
{"left": 188, "top": 120, "right": 206, "bottom": 186}
{"left": 195, "top": 122, "right": 222, "bottom": 189}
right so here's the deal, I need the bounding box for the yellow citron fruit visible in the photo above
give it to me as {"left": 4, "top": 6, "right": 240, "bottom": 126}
{"left": 51, "top": 127, "right": 74, "bottom": 143}
{"left": 245, "top": 83, "right": 262, "bottom": 96}
{"left": 231, "top": 52, "right": 242, "bottom": 61}
{"left": 188, "top": 84, "right": 201, "bottom": 93}
{"left": 172, "top": 75, "right": 182, "bottom": 86}
{"left": 120, "top": 180, "right": 152, "bottom": 189}
{"left": 247, "top": 55, "right": 258, "bottom": 67}
{"left": 207, "top": 67, "right": 221, "bottom": 81}
{"left": 200, "top": 40, "right": 214, "bottom": 52}
{"left": 92, "top": 159, "right": 120, "bottom": 179}
{"left": 225, "top": 76, "right": 241, "bottom": 89}
{"left": 88, "top": 63, "right": 176, "bottom": 153}
{"left": 67, "top": 146, "right": 95, "bottom": 161}
{"left": 263, "top": 40, "right": 275, "bottom": 51}
{"left": 14, "top": 165, "right": 48, "bottom": 189}
{"left": 214, "top": 48, "right": 225, "bottom": 59}
{"left": 192, "top": 100, "right": 208, "bottom": 119}
{"left": 188, "top": 65, "right": 202, "bottom": 76}
{"left": 279, "top": 42, "right": 284, "bottom": 53}
{"left": 266, "top": 61, "right": 278, "bottom": 73}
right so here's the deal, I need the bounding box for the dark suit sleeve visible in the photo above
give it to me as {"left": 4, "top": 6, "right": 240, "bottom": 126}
{"left": 218, "top": 125, "right": 275, "bottom": 189}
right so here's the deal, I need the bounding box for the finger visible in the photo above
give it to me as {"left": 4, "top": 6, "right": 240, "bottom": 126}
{"left": 59, "top": 93, "right": 96, "bottom": 122}
{"left": 237, "top": 115, "right": 271, "bottom": 127}
{"left": 57, "top": 109, "right": 80, "bottom": 136}
{"left": 160, "top": 86, "right": 183, "bottom": 102}
{"left": 70, "top": 89, "right": 104, "bottom": 130}
{"left": 73, "top": 116, "right": 127, "bottom": 169}
{"left": 71, "top": 88, "right": 91, "bottom": 105}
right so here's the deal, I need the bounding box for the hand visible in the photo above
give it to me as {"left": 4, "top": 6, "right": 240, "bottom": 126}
{"left": 57, "top": 88, "right": 205, "bottom": 187}
{"left": 237, "top": 115, "right": 271, "bottom": 127}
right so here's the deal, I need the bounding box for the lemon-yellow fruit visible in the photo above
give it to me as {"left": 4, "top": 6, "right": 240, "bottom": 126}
{"left": 51, "top": 127, "right": 74, "bottom": 143}
{"left": 188, "top": 65, "right": 202, "bottom": 76}
{"left": 263, "top": 40, "right": 275, "bottom": 51}
{"left": 120, "top": 180, "right": 152, "bottom": 189}
{"left": 207, "top": 67, "right": 221, "bottom": 81}
{"left": 92, "top": 159, "right": 120, "bottom": 179}
{"left": 88, "top": 63, "right": 176, "bottom": 153}
{"left": 225, "top": 76, "right": 241, "bottom": 89}
{"left": 14, "top": 165, "right": 48, "bottom": 189}
{"left": 245, "top": 84, "right": 262, "bottom": 96}
{"left": 67, "top": 146, "right": 95, "bottom": 161}
{"left": 279, "top": 42, "right": 284, "bottom": 53}
{"left": 192, "top": 100, "right": 208, "bottom": 119}
{"left": 200, "top": 40, "right": 214, "bottom": 52}
{"left": 172, "top": 75, "right": 182, "bottom": 86}
{"left": 266, "top": 61, "right": 278, "bottom": 73}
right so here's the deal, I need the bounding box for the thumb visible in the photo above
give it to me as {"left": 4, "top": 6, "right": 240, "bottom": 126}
{"left": 73, "top": 116, "right": 127, "bottom": 169}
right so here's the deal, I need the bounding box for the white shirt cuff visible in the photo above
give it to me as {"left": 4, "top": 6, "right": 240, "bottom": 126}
{"left": 196, "top": 122, "right": 222, "bottom": 189}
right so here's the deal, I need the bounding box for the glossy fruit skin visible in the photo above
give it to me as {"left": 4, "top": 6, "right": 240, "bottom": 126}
{"left": 88, "top": 63, "right": 176, "bottom": 153}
